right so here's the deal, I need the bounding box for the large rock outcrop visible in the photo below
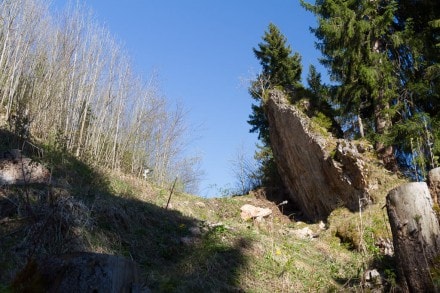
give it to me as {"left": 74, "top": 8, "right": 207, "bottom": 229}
{"left": 265, "top": 90, "right": 370, "bottom": 221}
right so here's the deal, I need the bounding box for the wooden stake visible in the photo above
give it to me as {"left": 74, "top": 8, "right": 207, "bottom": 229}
{"left": 165, "top": 176, "right": 178, "bottom": 210}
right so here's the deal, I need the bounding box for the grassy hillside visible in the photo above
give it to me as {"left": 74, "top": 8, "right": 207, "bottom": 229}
{"left": 0, "top": 128, "right": 406, "bottom": 292}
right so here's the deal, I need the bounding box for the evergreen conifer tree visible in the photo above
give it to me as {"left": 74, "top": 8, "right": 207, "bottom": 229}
{"left": 302, "top": 0, "right": 400, "bottom": 169}
{"left": 303, "top": 0, "right": 440, "bottom": 175}
{"left": 391, "top": 0, "right": 440, "bottom": 172}
{"left": 306, "top": 65, "right": 323, "bottom": 99}
{"left": 248, "top": 23, "right": 303, "bottom": 185}
{"left": 248, "top": 23, "right": 302, "bottom": 145}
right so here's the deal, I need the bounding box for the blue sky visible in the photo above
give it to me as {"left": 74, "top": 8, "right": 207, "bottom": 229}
{"left": 53, "top": 1, "right": 325, "bottom": 197}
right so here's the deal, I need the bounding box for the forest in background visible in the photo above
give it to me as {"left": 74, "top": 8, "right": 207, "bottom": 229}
{"left": 249, "top": 0, "right": 440, "bottom": 186}
{"left": 0, "top": 0, "right": 202, "bottom": 193}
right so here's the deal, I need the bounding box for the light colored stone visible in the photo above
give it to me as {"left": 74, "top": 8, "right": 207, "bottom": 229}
{"left": 240, "top": 204, "right": 272, "bottom": 221}
{"left": 292, "top": 227, "right": 315, "bottom": 239}
{"left": 364, "top": 269, "right": 380, "bottom": 282}
{"left": 364, "top": 269, "right": 383, "bottom": 291}
{"left": 0, "top": 156, "right": 50, "bottom": 185}
{"left": 195, "top": 201, "right": 206, "bottom": 208}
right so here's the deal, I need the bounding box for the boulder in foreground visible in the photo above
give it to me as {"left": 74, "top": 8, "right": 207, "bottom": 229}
{"left": 13, "top": 252, "right": 148, "bottom": 293}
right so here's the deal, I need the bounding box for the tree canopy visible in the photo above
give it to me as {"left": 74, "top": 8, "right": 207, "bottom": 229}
{"left": 248, "top": 23, "right": 303, "bottom": 146}
{"left": 250, "top": 1, "right": 440, "bottom": 183}
{"left": 300, "top": 0, "right": 440, "bottom": 175}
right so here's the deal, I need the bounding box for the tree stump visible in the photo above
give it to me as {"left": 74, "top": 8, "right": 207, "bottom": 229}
{"left": 386, "top": 182, "right": 440, "bottom": 292}
{"left": 428, "top": 167, "right": 440, "bottom": 206}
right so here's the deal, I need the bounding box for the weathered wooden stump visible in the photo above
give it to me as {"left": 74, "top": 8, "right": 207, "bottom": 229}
{"left": 428, "top": 167, "right": 440, "bottom": 206}
{"left": 386, "top": 182, "right": 440, "bottom": 292}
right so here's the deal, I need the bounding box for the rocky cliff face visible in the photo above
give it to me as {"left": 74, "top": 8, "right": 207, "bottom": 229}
{"left": 265, "top": 90, "right": 370, "bottom": 221}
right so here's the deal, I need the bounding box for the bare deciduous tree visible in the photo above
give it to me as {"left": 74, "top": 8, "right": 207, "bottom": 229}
{"left": 229, "top": 143, "right": 261, "bottom": 195}
{"left": 0, "top": 0, "right": 202, "bottom": 192}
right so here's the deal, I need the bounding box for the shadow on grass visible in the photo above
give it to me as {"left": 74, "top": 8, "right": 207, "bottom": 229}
{"left": 0, "top": 128, "right": 19, "bottom": 148}
{"left": 0, "top": 129, "right": 249, "bottom": 292}
{"left": 92, "top": 193, "right": 249, "bottom": 292}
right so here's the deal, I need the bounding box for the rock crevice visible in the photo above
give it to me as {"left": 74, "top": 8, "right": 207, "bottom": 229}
{"left": 265, "top": 90, "right": 370, "bottom": 221}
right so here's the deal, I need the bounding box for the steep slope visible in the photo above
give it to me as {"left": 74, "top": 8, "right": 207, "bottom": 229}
{"left": 0, "top": 121, "right": 406, "bottom": 291}
{"left": 0, "top": 134, "right": 367, "bottom": 291}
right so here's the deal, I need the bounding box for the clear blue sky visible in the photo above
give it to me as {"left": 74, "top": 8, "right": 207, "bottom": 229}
{"left": 53, "top": 0, "right": 325, "bottom": 197}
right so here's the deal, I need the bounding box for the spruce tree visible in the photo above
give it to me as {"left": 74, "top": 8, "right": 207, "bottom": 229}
{"left": 253, "top": 23, "right": 302, "bottom": 94}
{"left": 302, "top": 0, "right": 400, "bottom": 169}
{"left": 306, "top": 65, "right": 323, "bottom": 99}
{"left": 392, "top": 0, "right": 440, "bottom": 172}
{"left": 248, "top": 23, "right": 302, "bottom": 145}
{"left": 303, "top": 0, "right": 440, "bottom": 175}
{"left": 394, "top": 0, "right": 440, "bottom": 119}
{"left": 248, "top": 23, "right": 303, "bottom": 185}
{"left": 306, "top": 65, "right": 343, "bottom": 137}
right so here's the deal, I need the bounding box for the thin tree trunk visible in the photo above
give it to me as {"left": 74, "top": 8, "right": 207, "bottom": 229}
{"left": 374, "top": 99, "right": 397, "bottom": 171}
{"left": 358, "top": 114, "right": 364, "bottom": 138}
